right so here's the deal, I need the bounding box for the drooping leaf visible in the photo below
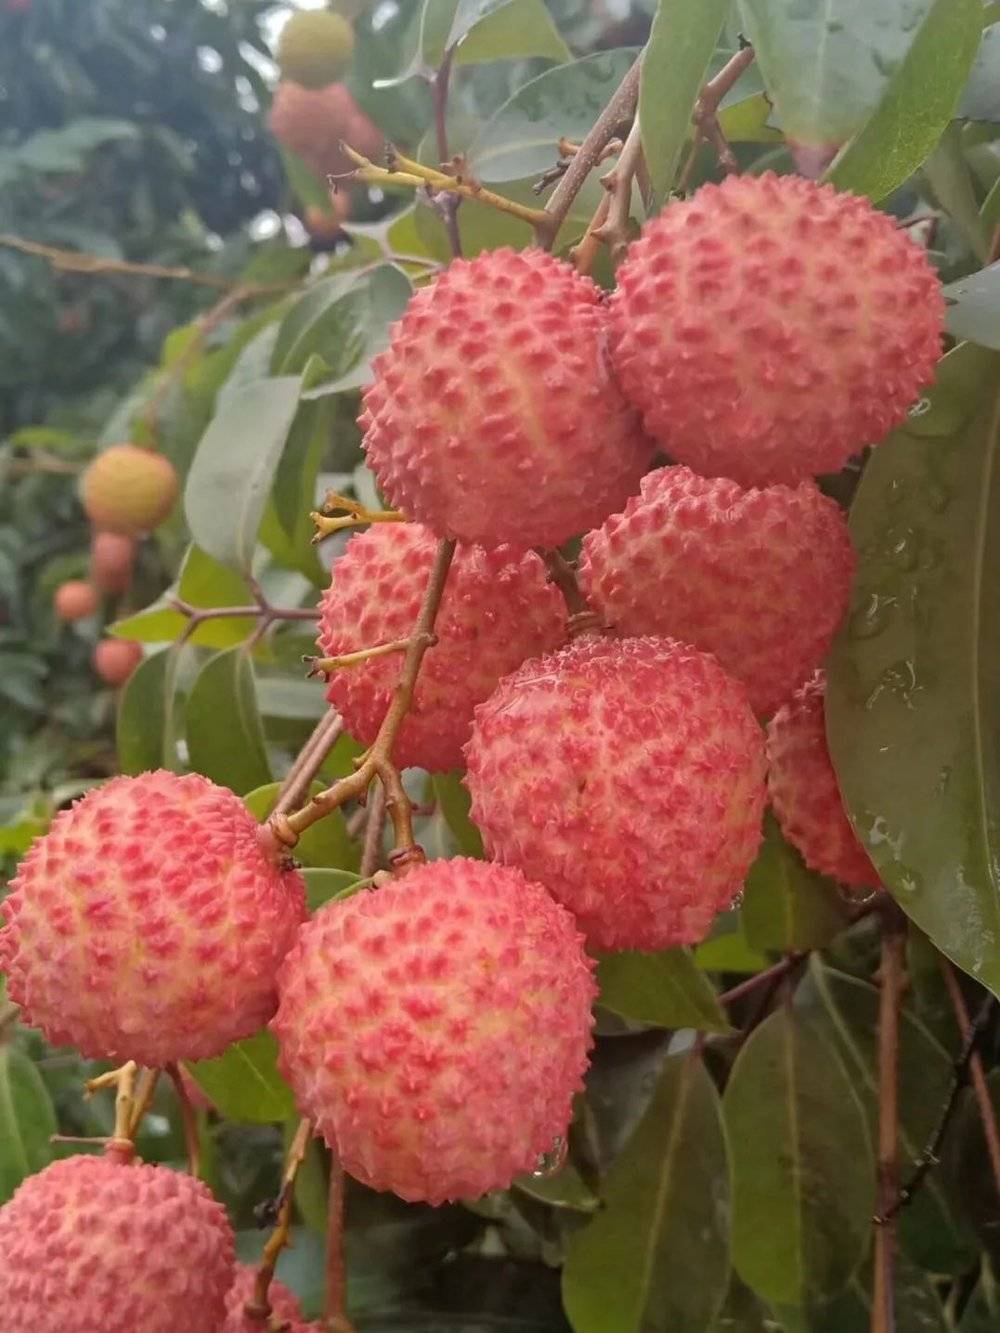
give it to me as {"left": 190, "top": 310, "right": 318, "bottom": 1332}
{"left": 187, "top": 1030, "right": 296, "bottom": 1124}
{"left": 185, "top": 647, "right": 271, "bottom": 795}
{"left": 244, "top": 781, "right": 358, "bottom": 873}
{"left": 942, "top": 261, "right": 1000, "bottom": 350}
{"left": 741, "top": 814, "right": 848, "bottom": 952}
{"left": 597, "top": 950, "right": 732, "bottom": 1033}
{"left": 0, "top": 1045, "right": 57, "bottom": 1204}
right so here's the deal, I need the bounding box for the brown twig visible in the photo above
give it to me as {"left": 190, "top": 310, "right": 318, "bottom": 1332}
{"left": 590, "top": 117, "right": 646, "bottom": 264}
{"left": 169, "top": 579, "right": 318, "bottom": 648}
{"left": 323, "top": 1151, "right": 353, "bottom": 1331}
{"left": 872, "top": 906, "right": 906, "bottom": 1333}
{"left": 939, "top": 958, "right": 1000, "bottom": 1197}
{"left": 249, "top": 1118, "right": 314, "bottom": 1323}
{"left": 0, "top": 232, "right": 264, "bottom": 289}
{"left": 716, "top": 953, "right": 807, "bottom": 1008}
{"left": 360, "top": 781, "right": 387, "bottom": 878}
{"left": 166, "top": 1063, "right": 201, "bottom": 1177}
{"left": 536, "top": 548, "right": 602, "bottom": 638}
{"left": 126, "top": 1068, "right": 161, "bottom": 1140}
{"left": 432, "top": 47, "right": 463, "bottom": 260}
{"left": 272, "top": 707, "right": 346, "bottom": 821}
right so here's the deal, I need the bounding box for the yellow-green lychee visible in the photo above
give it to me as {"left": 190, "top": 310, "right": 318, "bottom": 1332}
{"left": 277, "top": 10, "right": 354, "bottom": 89}
{"left": 80, "top": 444, "right": 179, "bottom": 536}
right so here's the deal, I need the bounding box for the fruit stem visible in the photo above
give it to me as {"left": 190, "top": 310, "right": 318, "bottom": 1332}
{"left": 85, "top": 1061, "right": 142, "bottom": 1163}
{"left": 311, "top": 492, "right": 405, "bottom": 542}
{"left": 871, "top": 903, "right": 906, "bottom": 1333}
{"left": 307, "top": 634, "right": 435, "bottom": 677}
{"left": 939, "top": 957, "right": 1000, "bottom": 1201}
{"left": 677, "top": 44, "right": 755, "bottom": 193}
{"left": 537, "top": 548, "right": 604, "bottom": 639}
{"left": 272, "top": 707, "right": 346, "bottom": 822}
{"left": 248, "top": 1117, "right": 314, "bottom": 1323}
{"left": 166, "top": 1063, "right": 201, "bottom": 1177}
{"left": 590, "top": 116, "right": 648, "bottom": 265}
{"left": 323, "top": 1151, "right": 353, "bottom": 1330}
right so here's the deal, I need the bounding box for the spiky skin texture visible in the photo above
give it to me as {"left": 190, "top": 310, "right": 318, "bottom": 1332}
{"left": 608, "top": 172, "right": 944, "bottom": 487}
{"left": 272, "top": 858, "right": 595, "bottom": 1205}
{"left": 90, "top": 530, "right": 137, "bottom": 595}
{"left": 81, "top": 444, "right": 179, "bottom": 535}
{"left": 224, "top": 1264, "right": 313, "bottom": 1332}
{"left": 360, "top": 248, "right": 653, "bottom": 549}
{"left": 53, "top": 579, "right": 98, "bottom": 621}
{"left": 277, "top": 9, "right": 354, "bottom": 87}
{"left": 92, "top": 637, "right": 143, "bottom": 687}
{"left": 268, "top": 81, "right": 382, "bottom": 181}
{"left": 578, "top": 465, "right": 856, "bottom": 717}
{"left": 317, "top": 524, "right": 565, "bottom": 771}
{"left": 0, "top": 1156, "right": 234, "bottom": 1332}
{"left": 766, "top": 671, "right": 880, "bottom": 889}
{"left": 465, "top": 636, "right": 766, "bottom": 950}
{"left": 0, "top": 770, "right": 307, "bottom": 1066}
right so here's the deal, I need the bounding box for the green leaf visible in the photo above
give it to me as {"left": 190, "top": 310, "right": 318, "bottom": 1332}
{"left": 597, "top": 950, "right": 731, "bottom": 1033}
{"left": 639, "top": 0, "right": 728, "bottom": 207}
{"left": 563, "top": 1053, "right": 730, "bottom": 1333}
{"left": 185, "top": 647, "right": 271, "bottom": 795}
{"left": 432, "top": 773, "right": 484, "bottom": 858}
{"left": 725, "top": 1005, "right": 873, "bottom": 1306}
{"left": 0, "top": 1045, "right": 57, "bottom": 1203}
{"left": 299, "top": 266, "right": 412, "bottom": 398}
{"left": 741, "top": 814, "right": 848, "bottom": 952}
{"left": 113, "top": 546, "right": 260, "bottom": 648}
{"left": 184, "top": 376, "right": 303, "bottom": 573}
{"left": 776, "top": 1257, "right": 948, "bottom": 1332}
{"left": 116, "top": 648, "right": 179, "bottom": 775}
{"left": 513, "top": 1160, "right": 600, "bottom": 1213}
{"left": 958, "top": 22, "right": 1000, "bottom": 122}
{"left": 944, "top": 1070, "right": 1000, "bottom": 1267}
{"left": 826, "top": 0, "right": 984, "bottom": 202}
{"left": 452, "top": 0, "right": 570, "bottom": 67}
{"left": 187, "top": 1031, "right": 296, "bottom": 1124}
{"left": 942, "top": 260, "right": 1000, "bottom": 350}
{"left": 244, "top": 781, "right": 358, "bottom": 873}
{"left": 923, "top": 124, "right": 990, "bottom": 261}
{"left": 825, "top": 347, "right": 1000, "bottom": 996}
{"left": 694, "top": 916, "right": 769, "bottom": 975}
{"left": 302, "top": 867, "right": 362, "bottom": 912}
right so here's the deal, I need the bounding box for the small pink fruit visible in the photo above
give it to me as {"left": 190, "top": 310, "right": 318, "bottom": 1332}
{"left": 268, "top": 81, "right": 383, "bottom": 181}
{"left": 223, "top": 1264, "right": 313, "bottom": 1332}
{"left": 92, "top": 637, "right": 143, "bottom": 686}
{"left": 53, "top": 579, "right": 98, "bottom": 622}
{"left": 90, "top": 530, "right": 137, "bottom": 595}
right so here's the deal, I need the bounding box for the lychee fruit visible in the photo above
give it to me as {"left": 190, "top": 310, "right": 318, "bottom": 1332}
{"left": 80, "top": 444, "right": 179, "bottom": 535}
{"left": 608, "top": 172, "right": 944, "bottom": 488}
{"left": 224, "top": 1264, "right": 313, "bottom": 1332}
{"left": 90, "top": 530, "right": 137, "bottom": 595}
{"left": 766, "top": 670, "right": 880, "bottom": 889}
{"left": 92, "top": 637, "right": 144, "bottom": 687}
{"left": 272, "top": 857, "right": 595, "bottom": 1205}
{"left": 277, "top": 9, "right": 354, "bottom": 88}
{"left": 464, "top": 636, "right": 766, "bottom": 951}
{"left": 316, "top": 523, "right": 565, "bottom": 771}
{"left": 53, "top": 579, "right": 98, "bottom": 621}
{"left": 0, "top": 769, "right": 307, "bottom": 1066}
{"left": 360, "top": 248, "right": 653, "bottom": 549}
{"left": 268, "top": 81, "right": 383, "bottom": 181}
{"left": 579, "top": 465, "right": 856, "bottom": 716}
{"left": 0, "top": 1155, "right": 234, "bottom": 1332}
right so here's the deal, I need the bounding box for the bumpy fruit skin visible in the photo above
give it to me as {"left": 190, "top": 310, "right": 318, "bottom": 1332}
{"left": 272, "top": 857, "right": 595, "bottom": 1205}
{"left": 268, "top": 81, "right": 382, "bottom": 181}
{"left": 277, "top": 9, "right": 354, "bottom": 88}
{"left": 224, "top": 1264, "right": 312, "bottom": 1332}
{"left": 608, "top": 172, "right": 944, "bottom": 487}
{"left": 0, "top": 770, "right": 307, "bottom": 1066}
{"left": 360, "top": 248, "right": 653, "bottom": 549}
{"left": 92, "top": 636, "right": 143, "bottom": 686}
{"left": 317, "top": 524, "right": 565, "bottom": 770}
{"left": 90, "top": 530, "right": 137, "bottom": 595}
{"left": 465, "top": 636, "right": 766, "bottom": 950}
{"left": 53, "top": 579, "right": 98, "bottom": 621}
{"left": 0, "top": 1155, "right": 234, "bottom": 1332}
{"left": 579, "top": 465, "right": 856, "bottom": 716}
{"left": 81, "top": 444, "right": 179, "bottom": 535}
{"left": 766, "top": 670, "right": 880, "bottom": 889}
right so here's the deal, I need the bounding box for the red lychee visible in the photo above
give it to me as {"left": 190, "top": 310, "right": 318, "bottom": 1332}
{"left": 0, "top": 770, "right": 307, "bottom": 1066}
{"left": 92, "top": 637, "right": 144, "bottom": 687}
{"left": 81, "top": 444, "right": 179, "bottom": 535}
{"left": 464, "top": 636, "right": 766, "bottom": 951}
{"left": 316, "top": 523, "right": 565, "bottom": 771}
{"left": 53, "top": 579, "right": 98, "bottom": 621}
{"left": 766, "top": 670, "right": 880, "bottom": 889}
{"left": 360, "top": 248, "right": 653, "bottom": 549}
{"left": 0, "top": 1155, "right": 234, "bottom": 1332}
{"left": 224, "top": 1264, "right": 313, "bottom": 1332}
{"left": 272, "top": 858, "right": 595, "bottom": 1205}
{"left": 579, "top": 465, "right": 856, "bottom": 716}
{"left": 608, "top": 172, "right": 944, "bottom": 487}
{"left": 90, "top": 530, "right": 137, "bottom": 595}
{"left": 268, "top": 81, "right": 383, "bottom": 181}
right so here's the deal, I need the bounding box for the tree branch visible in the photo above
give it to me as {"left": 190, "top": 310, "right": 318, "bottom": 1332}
{"left": 272, "top": 707, "right": 346, "bottom": 821}
{"left": 940, "top": 959, "right": 1000, "bottom": 1197}
{"left": 872, "top": 906, "right": 906, "bottom": 1333}
{"left": 323, "top": 1152, "right": 353, "bottom": 1332}
{"left": 0, "top": 232, "right": 280, "bottom": 290}
{"left": 248, "top": 1118, "right": 314, "bottom": 1323}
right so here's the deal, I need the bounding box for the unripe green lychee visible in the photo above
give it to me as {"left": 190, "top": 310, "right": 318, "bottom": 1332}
{"left": 277, "top": 9, "right": 354, "bottom": 88}
{"left": 0, "top": 1155, "right": 235, "bottom": 1332}
{"left": 90, "top": 530, "right": 137, "bottom": 595}
{"left": 80, "top": 444, "right": 179, "bottom": 535}
{"left": 53, "top": 579, "right": 98, "bottom": 621}
{"left": 92, "top": 637, "right": 143, "bottom": 687}
{"left": 268, "top": 80, "right": 383, "bottom": 181}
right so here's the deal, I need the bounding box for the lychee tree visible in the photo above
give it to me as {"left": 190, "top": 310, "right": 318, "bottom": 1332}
{"left": 3, "top": 1, "right": 1000, "bottom": 1331}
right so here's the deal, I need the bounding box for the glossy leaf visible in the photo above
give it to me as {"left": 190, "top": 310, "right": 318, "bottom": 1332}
{"left": 116, "top": 647, "right": 179, "bottom": 775}
{"left": 299, "top": 265, "right": 412, "bottom": 397}
{"left": 725, "top": 1005, "right": 873, "bottom": 1306}
{"left": 563, "top": 1053, "right": 730, "bottom": 1333}
{"left": 244, "top": 781, "right": 357, "bottom": 873}
{"left": 741, "top": 815, "right": 848, "bottom": 952}
{"left": 639, "top": 0, "right": 728, "bottom": 206}
{"left": 0, "top": 1045, "right": 57, "bottom": 1203}
{"left": 513, "top": 1160, "right": 599, "bottom": 1213}
{"left": 452, "top": 0, "right": 570, "bottom": 66}
{"left": 943, "top": 261, "right": 1000, "bottom": 350}
{"left": 187, "top": 1030, "right": 296, "bottom": 1124}
{"left": 302, "top": 867, "right": 363, "bottom": 912}
{"left": 826, "top": 346, "right": 1000, "bottom": 996}
{"left": 185, "top": 647, "right": 271, "bottom": 795}
{"left": 597, "top": 950, "right": 731, "bottom": 1033}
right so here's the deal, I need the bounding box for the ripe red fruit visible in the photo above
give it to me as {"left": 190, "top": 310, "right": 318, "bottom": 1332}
{"left": 360, "top": 248, "right": 653, "bottom": 549}
{"left": 224, "top": 1264, "right": 312, "bottom": 1332}
{"left": 579, "top": 465, "right": 856, "bottom": 716}
{"left": 316, "top": 524, "right": 565, "bottom": 770}
{"left": 766, "top": 670, "right": 880, "bottom": 889}
{"left": 80, "top": 444, "right": 179, "bottom": 535}
{"left": 268, "top": 81, "right": 383, "bottom": 181}
{"left": 272, "top": 858, "right": 595, "bottom": 1204}
{"left": 0, "top": 1155, "right": 234, "bottom": 1332}
{"left": 90, "top": 530, "right": 137, "bottom": 595}
{"left": 465, "top": 636, "right": 766, "bottom": 950}
{"left": 0, "top": 770, "right": 307, "bottom": 1066}
{"left": 608, "top": 172, "right": 943, "bottom": 487}
{"left": 53, "top": 579, "right": 98, "bottom": 622}
{"left": 92, "top": 637, "right": 143, "bottom": 687}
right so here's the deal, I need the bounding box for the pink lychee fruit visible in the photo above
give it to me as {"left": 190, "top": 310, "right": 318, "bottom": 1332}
{"left": 579, "top": 465, "right": 856, "bottom": 716}
{"left": 92, "top": 637, "right": 143, "bottom": 687}
{"left": 268, "top": 81, "right": 383, "bottom": 181}
{"left": 464, "top": 636, "right": 767, "bottom": 951}
{"left": 316, "top": 523, "right": 565, "bottom": 770}
{"left": 608, "top": 172, "right": 944, "bottom": 488}
{"left": 0, "top": 770, "right": 307, "bottom": 1066}
{"left": 53, "top": 579, "right": 98, "bottom": 621}
{"left": 360, "top": 248, "right": 653, "bottom": 549}
{"left": 90, "top": 530, "right": 137, "bottom": 595}
{"left": 766, "top": 670, "right": 880, "bottom": 889}
{"left": 272, "top": 857, "right": 595, "bottom": 1205}
{"left": 0, "top": 1155, "right": 234, "bottom": 1332}
{"left": 224, "top": 1264, "right": 313, "bottom": 1332}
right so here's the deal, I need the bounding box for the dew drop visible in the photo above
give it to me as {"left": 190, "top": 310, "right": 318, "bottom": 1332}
{"left": 533, "top": 1135, "right": 568, "bottom": 1178}
{"left": 908, "top": 396, "right": 932, "bottom": 419}
{"left": 850, "top": 592, "right": 896, "bottom": 640}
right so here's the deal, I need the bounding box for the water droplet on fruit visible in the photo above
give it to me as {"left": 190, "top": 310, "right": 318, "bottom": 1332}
{"left": 533, "top": 1136, "right": 567, "bottom": 1177}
